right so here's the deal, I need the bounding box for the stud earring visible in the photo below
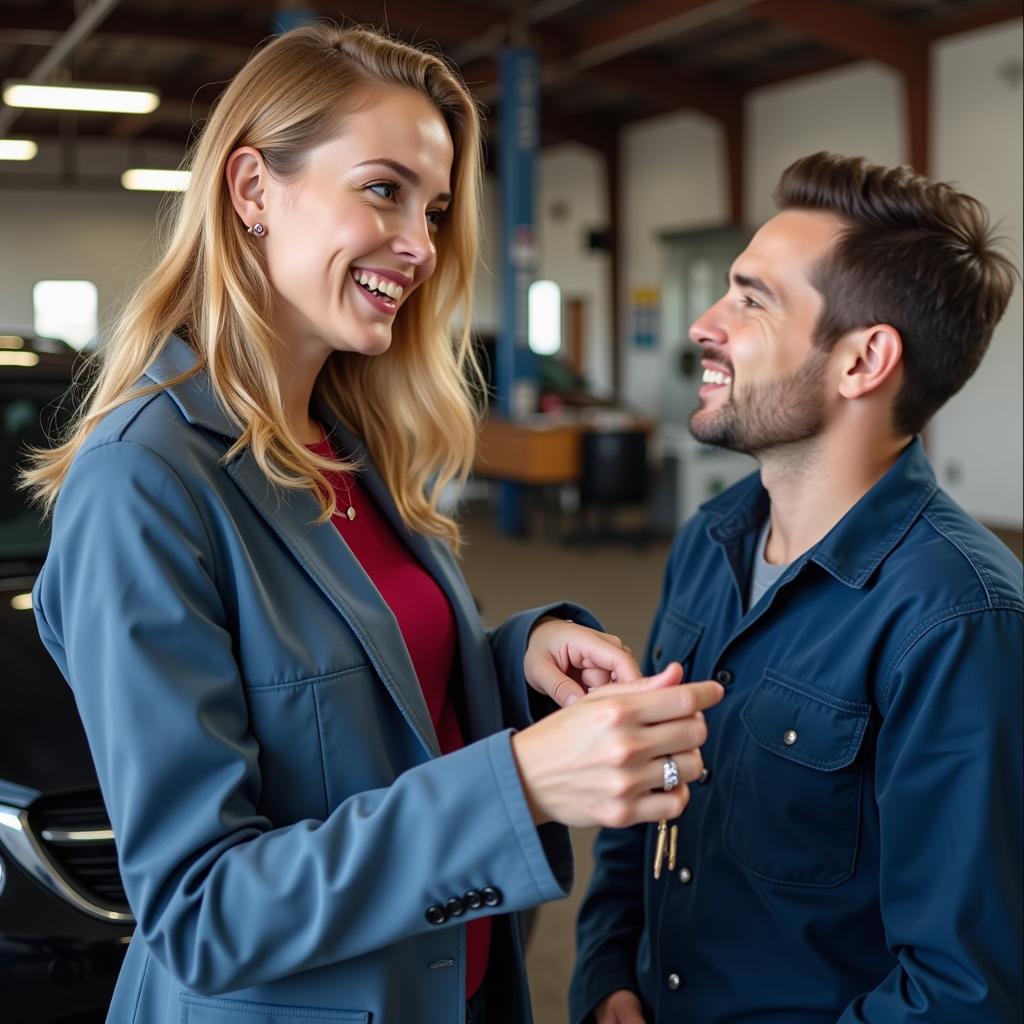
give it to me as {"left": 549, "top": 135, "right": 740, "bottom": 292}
{"left": 247, "top": 222, "right": 266, "bottom": 237}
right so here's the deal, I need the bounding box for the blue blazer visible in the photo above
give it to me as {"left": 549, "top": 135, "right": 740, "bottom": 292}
{"left": 34, "top": 335, "right": 589, "bottom": 1023}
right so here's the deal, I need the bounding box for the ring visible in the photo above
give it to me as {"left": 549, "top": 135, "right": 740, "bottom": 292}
{"left": 662, "top": 757, "right": 680, "bottom": 792}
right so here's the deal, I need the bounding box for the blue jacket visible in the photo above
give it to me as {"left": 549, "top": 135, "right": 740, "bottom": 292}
{"left": 572, "top": 439, "right": 1023, "bottom": 1023}
{"left": 34, "top": 335, "right": 588, "bottom": 1024}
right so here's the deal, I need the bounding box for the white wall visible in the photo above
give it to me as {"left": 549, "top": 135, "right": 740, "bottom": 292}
{"left": 0, "top": 187, "right": 165, "bottom": 335}
{"left": 929, "top": 21, "right": 1024, "bottom": 527}
{"left": 746, "top": 62, "right": 906, "bottom": 222}
{"left": 619, "top": 110, "right": 728, "bottom": 412}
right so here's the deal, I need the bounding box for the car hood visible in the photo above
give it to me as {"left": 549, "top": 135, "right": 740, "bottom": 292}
{"left": 0, "top": 573, "right": 100, "bottom": 791}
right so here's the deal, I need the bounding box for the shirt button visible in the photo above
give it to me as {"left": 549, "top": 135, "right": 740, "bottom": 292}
{"left": 667, "top": 972, "right": 681, "bottom": 990}
{"left": 425, "top": 904, "right": 447, "bottom": 926}
{"left": 653, "top": 644, "right": 663, "bottom": 662}
{"left": 783, "top": 729, "right": 798, "bottom": 746}
{"left": 698, "top": 765, "right": 712, "bottom": 785}
{"left": 678, "top": 866, "right": 693, "bottom": 884}
{"left": 715, "top": 669, "right": 733, "bottom": 687}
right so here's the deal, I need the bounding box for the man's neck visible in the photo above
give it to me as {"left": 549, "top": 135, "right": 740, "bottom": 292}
{"left": 759, "top": 432, "right": 910, "bottom": 566}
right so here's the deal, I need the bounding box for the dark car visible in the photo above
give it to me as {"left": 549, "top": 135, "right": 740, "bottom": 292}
{"left": 0, "top": 329, "right": 133, "bottom": 1023}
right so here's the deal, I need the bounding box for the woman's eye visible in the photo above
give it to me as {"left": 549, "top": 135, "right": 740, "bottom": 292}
{"left": 426, "top": 208, "right": 447, "bottom": 228}
{"left": 368, "top": 181, "right": 398, "bottom": 201}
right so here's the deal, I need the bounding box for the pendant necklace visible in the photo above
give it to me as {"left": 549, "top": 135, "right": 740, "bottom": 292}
{"left": 315, "top": 424, "right": 356, "bottom": 521}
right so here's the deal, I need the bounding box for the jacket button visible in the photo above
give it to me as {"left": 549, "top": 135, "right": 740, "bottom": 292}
{"left": 715, "top": 669, "right": 733, "bottom": 687}
{"left": 667, "top": 972, "right": 681, "bottom": 990}
{"left": 445, "top": 896, "right": 465, "bottom": 918}
{"left": 653, "top": 645, "right": 663, "bottom": 662}
{"left": 425, "top": 904, "right": 447, "bottom": 926}
{"left": 463, "top": 889, "right": 484, "bottom": 910}
{"left": 697, "top": 765, "right": 712, "bottom": 785}
{"left": 783, "top": 729, "right": 798, "bottom": 746}
{"left": 481, "top": 886, "right": 502, "bottom": 907}
{"left": 678, "top": 866, "right": 693, "bottom": 884}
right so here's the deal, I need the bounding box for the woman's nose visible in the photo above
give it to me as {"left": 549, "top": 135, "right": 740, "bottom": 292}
{"left": 392, "top": 214, "right": 436, "bottom": 266}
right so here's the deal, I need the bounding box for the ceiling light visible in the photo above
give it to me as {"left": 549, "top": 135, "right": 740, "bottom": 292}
{"left": 0, "top": 139, "right": 38, "bottom": 160}
{"left": 3, "top": 80, "right": 159, "bottom": 115}
{"left": 0, "top": 352, "right": 40, "bottom": 367}
{"left": 120, "top": 168, "right": 190, "bottom": 192}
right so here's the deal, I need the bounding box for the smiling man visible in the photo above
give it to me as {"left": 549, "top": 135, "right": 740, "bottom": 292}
{"left": 570, "top": 152, "right": 1023, "bottom": 1024}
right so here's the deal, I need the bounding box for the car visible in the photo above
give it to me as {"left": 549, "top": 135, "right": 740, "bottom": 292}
{"left": 0, "top": 329, "right": 133, "bottom": 1023}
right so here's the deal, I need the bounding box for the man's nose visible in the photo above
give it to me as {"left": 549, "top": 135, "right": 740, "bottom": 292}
{"left": 689, "top": 299, "right": 728, "bottom": 347}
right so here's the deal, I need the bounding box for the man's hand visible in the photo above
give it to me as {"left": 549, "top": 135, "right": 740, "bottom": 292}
{"left": 524, "top": 617, "right": 642, "bottom": 707}
{"left": 595, "top": 990, "right": 647, "bottom": 1023}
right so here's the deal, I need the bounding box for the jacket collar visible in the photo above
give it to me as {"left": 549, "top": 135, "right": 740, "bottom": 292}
{"left": 144, "top": 335, "right": 487, "bottom": 758}
{"left": 702, "top": 437, "right": 937, "bottom": 589}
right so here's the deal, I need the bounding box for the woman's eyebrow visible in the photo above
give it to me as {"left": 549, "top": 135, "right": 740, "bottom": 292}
{"left": 353, "top": 158, "right": 451, "bottom": 202}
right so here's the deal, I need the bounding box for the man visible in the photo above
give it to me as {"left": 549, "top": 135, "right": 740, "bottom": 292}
{"left": 570, "top": 152, "right": 1023, "bottom": 1023}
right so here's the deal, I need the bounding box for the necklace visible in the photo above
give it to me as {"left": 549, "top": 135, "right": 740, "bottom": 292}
{"left": 314, "top": 425, "right": 356, "bottom": 522}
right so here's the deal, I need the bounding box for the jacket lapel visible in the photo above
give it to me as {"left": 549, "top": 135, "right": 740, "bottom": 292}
{"left": 147, "top": 337, "right": 442, "bottom": 758}
{"left": 324, "top": 418, "right": 503, "bottom": 741}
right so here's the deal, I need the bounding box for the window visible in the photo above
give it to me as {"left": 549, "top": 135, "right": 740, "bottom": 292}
{"left": 33, "top": 280, "right": 98, "bottom": 351}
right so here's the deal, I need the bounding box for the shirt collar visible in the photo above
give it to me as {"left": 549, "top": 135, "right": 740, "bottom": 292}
{"left": 701, "top": 438, "right": 937, "bottom": 589}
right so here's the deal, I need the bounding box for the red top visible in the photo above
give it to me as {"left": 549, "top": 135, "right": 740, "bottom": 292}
{"left": 310, "top": 436, "right": 490, "bottom": 997}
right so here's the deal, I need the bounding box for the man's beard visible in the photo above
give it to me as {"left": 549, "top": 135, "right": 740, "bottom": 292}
{"left": 689, "top": 347, "right": 830, "bottom": 456}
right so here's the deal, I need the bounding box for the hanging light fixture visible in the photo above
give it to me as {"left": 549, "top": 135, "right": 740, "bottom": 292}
{"left": 0, "top": 139, "right": 38, "bottom": 160}
{"left": 2, "top": 80, "right": 160, "bottom": 115}
{"left": 120, "top": 168, "right": 191, "bottom": 192}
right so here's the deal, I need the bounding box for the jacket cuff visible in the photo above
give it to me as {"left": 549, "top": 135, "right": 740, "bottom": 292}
{"left": 486, "top": 729, "right": 573, "bottom": 903}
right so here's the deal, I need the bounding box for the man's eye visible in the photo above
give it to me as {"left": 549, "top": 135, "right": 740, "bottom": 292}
{"left": 368, "top": 182, "right": 398, "bottom": 201}
{"left": 741, "top": 296, "right": 762, "bottom": 310}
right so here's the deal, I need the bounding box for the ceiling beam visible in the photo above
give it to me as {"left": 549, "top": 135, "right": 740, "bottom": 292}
{"left": 926, "top": 0, "right": 1023, "bottom": 39}
{"left": 748, "top": 0, "right": 925, "bottom": 75}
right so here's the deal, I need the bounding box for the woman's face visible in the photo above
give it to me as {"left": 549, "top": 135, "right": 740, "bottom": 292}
{"left": 252, "top": 87, "right": 455, "bottom": 360}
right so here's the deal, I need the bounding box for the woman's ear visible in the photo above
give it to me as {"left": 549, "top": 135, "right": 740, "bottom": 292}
{"left": 836, "top": 324, "right": 903, "bottom": 400}
{"left": 225, "top": 146, "right": 268, "bottom": 230}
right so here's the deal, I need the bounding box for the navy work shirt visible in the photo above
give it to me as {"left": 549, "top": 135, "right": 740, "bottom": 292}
{"left": 572, "top": 438, "right": 1023, "bottom": 1023}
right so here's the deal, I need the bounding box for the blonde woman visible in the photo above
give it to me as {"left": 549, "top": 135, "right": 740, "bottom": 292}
{"left": 25, "top": 24, "right": 721, "bottom": 1024}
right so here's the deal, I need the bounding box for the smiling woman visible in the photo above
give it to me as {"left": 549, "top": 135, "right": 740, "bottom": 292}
{"left": 17, "top": 21, "right": 720, "bottom": 1024}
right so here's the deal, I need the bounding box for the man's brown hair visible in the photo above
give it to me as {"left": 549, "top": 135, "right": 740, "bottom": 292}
{"left": 775, "top": 152, "right": 1018, "bottom": 435}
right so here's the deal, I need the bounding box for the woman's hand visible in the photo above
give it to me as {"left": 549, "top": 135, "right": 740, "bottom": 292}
{"left": 524, "top": 617, "right": 642, "bottom": 707}
{"left": 510, "top": 662, "right": 724, "bottom": 828}
{"left": 595, "top": 990, "right": 647, "bottom": 1023}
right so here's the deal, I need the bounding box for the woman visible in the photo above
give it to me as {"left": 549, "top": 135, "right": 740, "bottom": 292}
{"left": 25, "top": 24, "right": 720, "bottom": 1024}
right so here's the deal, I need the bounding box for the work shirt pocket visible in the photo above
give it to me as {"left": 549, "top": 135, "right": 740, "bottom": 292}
{"left": 724, "top": 668, "right": 871, "bottom": 887}
{"left": 648, "top": 609, "right": 704, "bottom": 677}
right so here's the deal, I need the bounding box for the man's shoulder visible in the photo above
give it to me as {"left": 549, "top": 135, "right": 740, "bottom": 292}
{"left": 892, "top": 489, "right": 1024, "bottom": 611}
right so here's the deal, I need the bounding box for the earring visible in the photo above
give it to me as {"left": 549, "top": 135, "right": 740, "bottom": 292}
{"left": 247, "top": 222, "right": 266, "bottom": 237}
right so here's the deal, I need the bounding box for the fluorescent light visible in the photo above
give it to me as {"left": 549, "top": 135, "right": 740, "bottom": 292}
{"left": 0, "top": 352, "right": 40, "bottom": 367}
{"left": 0, "top": 335, "right": 25, "bottom": 349}
{"left": 121, "top": 168, "right": 190, "bottom": 192}
{"left": 10, "top": 593, "right": 33, "bottom": 612}
{"left": 3, "top": 80, "right": 159, "bottom": 115}
{"left": 0, "top": 139, "right": 37, "bottom": 161}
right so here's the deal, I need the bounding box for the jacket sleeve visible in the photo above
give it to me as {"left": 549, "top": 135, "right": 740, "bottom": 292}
{"left": 837, "top": 606, "right": 1023, "bottom": 1022}
{"left": 33, "top": 440, "right": 572, "bottom": 995}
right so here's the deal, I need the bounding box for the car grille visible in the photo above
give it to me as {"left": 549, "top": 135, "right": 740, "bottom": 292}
{"left": 27, "top": 790, "right": 130, "bottom": 914}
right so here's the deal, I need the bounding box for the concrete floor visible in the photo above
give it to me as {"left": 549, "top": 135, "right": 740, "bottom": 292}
{"left": 459, "top": 500, "right": 672, "bottom": 1023}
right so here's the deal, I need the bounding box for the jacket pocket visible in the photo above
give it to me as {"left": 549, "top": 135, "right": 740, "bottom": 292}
{"left": 180, "top": 994, "right": 369, "bottom": 1023}
{"left": 648, "top": 609, "right": 703, "bottom": 676}
{"left": 723, "top": 668, "right": 871, "bottom": 887}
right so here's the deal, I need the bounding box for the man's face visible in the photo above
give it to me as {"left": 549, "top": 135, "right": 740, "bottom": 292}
{"left": 688, "top": 210, "right": 846, "bottom": 456}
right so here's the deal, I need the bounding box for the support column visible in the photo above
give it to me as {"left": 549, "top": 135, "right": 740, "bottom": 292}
{"left": 496, "top": 46, "right": 540, "bottom": 535}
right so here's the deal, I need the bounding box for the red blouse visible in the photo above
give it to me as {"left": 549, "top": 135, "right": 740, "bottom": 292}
{"left": 309, "top": 437, "right": 490, "bottom": 997}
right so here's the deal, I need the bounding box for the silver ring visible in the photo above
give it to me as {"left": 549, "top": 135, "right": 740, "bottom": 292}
{"left": 662, "top": 757, "right": 679, "bottom": 792}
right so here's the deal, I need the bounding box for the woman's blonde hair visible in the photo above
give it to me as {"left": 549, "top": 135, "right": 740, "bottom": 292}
{"left": 23, "top": 22, "right": 484, "bottom": 550}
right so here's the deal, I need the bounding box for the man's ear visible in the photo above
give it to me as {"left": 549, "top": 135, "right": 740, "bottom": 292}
{"left": 836, "top": 324, "right": 903, "bottom": 400}
{"left": 225, "top": 146, "right": 269, "bottom": 230}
